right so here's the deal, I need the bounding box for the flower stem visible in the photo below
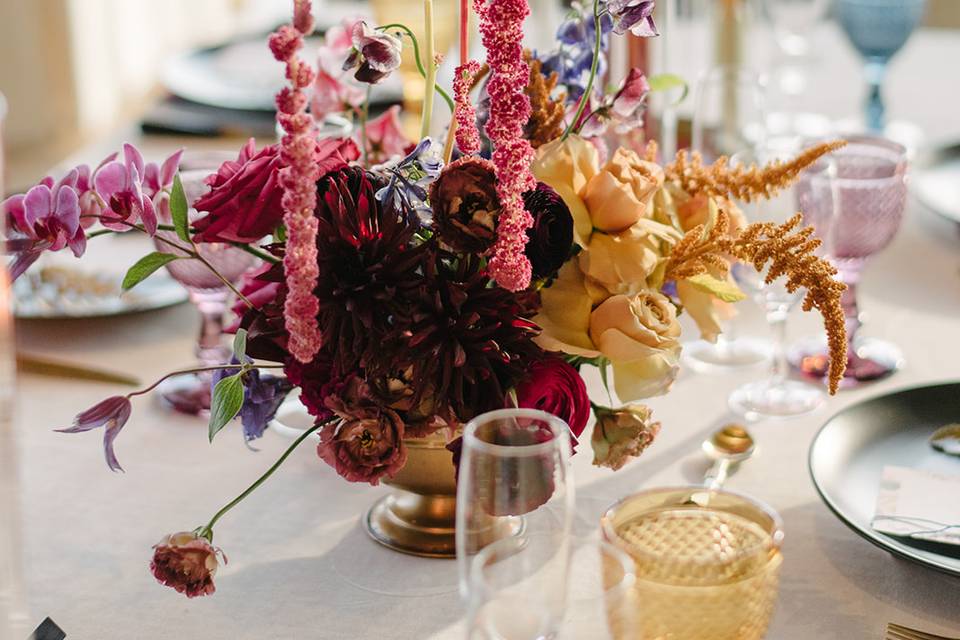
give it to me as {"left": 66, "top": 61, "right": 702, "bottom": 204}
{"left": 200, "top": 417, "right": 334, "bottom": 537}
{"left": 562, "top": 0, "right": 602, "bottom": 141}
{"left": 86, "top": 223, "right": 279, "bottom": 265}
{"left": 378, "top": 23, "right": 455, "bottom": 112}
{"left": 360, "top": 86, "right": 371, "bottom": 166}
{"left": 126, "top": 363, "right": 284, "bottom": 399}
{"left": 459, "top": 0, "right": 469, "bottom": 65}
{"left": 420, "top": 0, "right": 437, "bottom": 140}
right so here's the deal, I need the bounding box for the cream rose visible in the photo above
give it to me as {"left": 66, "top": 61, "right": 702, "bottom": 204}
{"left": 581, "top": 148, "right": 664, "bottom": 233}
{"left": 588, "top": 292, "right": 681, "bottom": 401}
{"left": 578, "top": 218, "right": 681, "bottom": 295}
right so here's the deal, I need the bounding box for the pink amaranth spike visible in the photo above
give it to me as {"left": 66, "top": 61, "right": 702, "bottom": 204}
{"left": 271, "top": 0, "right": 324, "bottom": 363}
{"left": 474, "top": 0, "right": 536, "bottom": 291}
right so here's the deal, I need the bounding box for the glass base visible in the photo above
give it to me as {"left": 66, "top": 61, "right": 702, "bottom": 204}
{"left": 788, "top": 336, "right": 904, "bottom": 389}
{"left": 682, "top": 337, "right": 773, "bottom": 373}
{"left": 728, "top": 379, "right": 825, "bottom": 420}
{"left": 157, "top": 372, "right": 211, "bottom": 416}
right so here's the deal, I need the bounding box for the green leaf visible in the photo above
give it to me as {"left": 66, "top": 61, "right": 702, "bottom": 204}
{"left": 648, "top": 73, "right": 689, "bottom": 106}
{"left": 684, "top": 273, "right": 747, "bottom": 303}
{"left": 598, "top": 360, "right": 613, "bottom": 404}
{"left": 232, "top": 328, "right": 248, "bottom": 362}
{"left": 121, "top": 252, "right": 181, "bottom": 291}
{"left": 209, "top": 373, "right": 245, "bottom": 442}
{"left": 170, "top": 174, "right": 190, "bottom": 243}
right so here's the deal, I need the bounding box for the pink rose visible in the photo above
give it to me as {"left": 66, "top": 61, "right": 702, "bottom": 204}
{"left": 150, "top": 532, "right": 225, "bottom": 598}
{"left": 319, "top": 378, "right": 408, "bottom": 485}
{"left": 516, "top": 357, "right": 590, "bottom": 441}
{"left": 192, "top": 137, "right": 359, "bottom": 243}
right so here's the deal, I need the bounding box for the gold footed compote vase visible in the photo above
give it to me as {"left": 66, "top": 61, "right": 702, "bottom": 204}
{"left": 365, "top": 434, "right": 459, "bottom": 558}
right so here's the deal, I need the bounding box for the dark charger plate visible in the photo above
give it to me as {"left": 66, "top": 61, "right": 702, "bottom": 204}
{"left": 809, "top": 382, "right": 960, "bottom": 577}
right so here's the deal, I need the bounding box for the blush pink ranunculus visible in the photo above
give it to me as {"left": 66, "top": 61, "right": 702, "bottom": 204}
{"left": 516, "top": 357, "right": 590, "bottom": 441}
{"left": 150, "top": 531, "right": 225, "bottom": 598}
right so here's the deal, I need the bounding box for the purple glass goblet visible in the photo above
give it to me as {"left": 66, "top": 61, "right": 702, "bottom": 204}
{"left": 153, "top": 166, "right": 258, "bottom": 415}
{"left": 793, "top": 135, "right": 908, "bottom": 387}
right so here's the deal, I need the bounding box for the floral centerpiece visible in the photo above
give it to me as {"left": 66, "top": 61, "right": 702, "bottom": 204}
{"left": 4, "top": 0, "right": 847, "bottom": 598}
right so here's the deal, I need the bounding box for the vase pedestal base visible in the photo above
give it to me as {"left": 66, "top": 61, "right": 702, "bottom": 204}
{"left": 365, "top": 492, "right": 458, "bottom": 558}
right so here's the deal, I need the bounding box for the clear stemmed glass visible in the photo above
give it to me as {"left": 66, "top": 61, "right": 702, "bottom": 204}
{"left": 761, "top": 0, "right": 832, "bottom": 138}
{"left": 685, "top": 67, "right": 772, "bottom": 373}
{"left": 466, "top": 535, "right": 636, "bottom": 640}
{"left": 456, "top": 408, "right": 574, "bottom": 600}
{"left": 836, "top": 0, "right": 927, "bottom": 134}
{"left": 727, "top": 141, "right": 826, "bottom": 419}
{"left": 601, "top": 487, "right": 784, "bottom": 640}
{"left": 153, "top": 165, "right": 258, "bottom": 415}
{"left": 791, "top": 135, "right": 908, "bottom": 387}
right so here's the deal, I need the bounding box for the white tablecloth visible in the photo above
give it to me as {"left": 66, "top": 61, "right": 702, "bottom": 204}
{"left": 7, "top": 22, "right": 960, "bottom": 640}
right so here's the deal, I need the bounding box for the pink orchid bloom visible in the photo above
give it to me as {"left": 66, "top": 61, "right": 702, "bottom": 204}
{"left": 311, "top": 44, "right": 365, "bottom": 122}
{"left": 2, "top": 175, "right": 85, "bottom": 279}
{"left": 143, "top": 149, "right": 184, "bottom": 221}
{"left": 95, "top": 143, "right": 158, "bottom": 235}
{"left": 363, "top": 105, "right": 412, "bottom": 165}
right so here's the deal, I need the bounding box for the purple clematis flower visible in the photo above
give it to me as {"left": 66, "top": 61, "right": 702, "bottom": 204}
{"left": 212, "top": 363, "right": 293, "bottom": 442}
{"left": 56, "top": 395, "right": 133, "bottom": 472}
{"left": 142, "top": 149, "right": 184, "bottom": 221}
{"left": 607, "top": 0, "right": 659, "bottom": 37}
{"left": 342, "top": 21, "right": 402, "bottom": 85}
{"left": 95, "top": 143, "right": 158, "bottom": 235}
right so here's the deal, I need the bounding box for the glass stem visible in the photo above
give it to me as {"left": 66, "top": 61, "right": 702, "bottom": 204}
{"left": 840, "top": 277, "right": 862, "bottom": 362}
{"left": 864, "top": 58, "right": 887, "bottom": 133}
{"left": 192, "top": 291, "right": 229, "bottom": 366}
{"left": 766, "top": 308, "right": 789, "bottom": 385}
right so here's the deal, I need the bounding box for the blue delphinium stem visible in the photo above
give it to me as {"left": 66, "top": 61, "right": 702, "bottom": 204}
{"left": 864, "top": 58, "right": 887, "bottom": 133}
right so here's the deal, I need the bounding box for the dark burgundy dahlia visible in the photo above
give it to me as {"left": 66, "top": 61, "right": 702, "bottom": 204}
{"left": 391, "top": 251, "right": 544, "bottom": 422}
{"left": 313, "top": 166, "right": 425, "bottom": 372}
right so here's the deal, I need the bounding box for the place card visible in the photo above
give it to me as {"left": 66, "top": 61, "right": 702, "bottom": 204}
{"left": 872, "top": 465, "right": 960, "bottom": 547}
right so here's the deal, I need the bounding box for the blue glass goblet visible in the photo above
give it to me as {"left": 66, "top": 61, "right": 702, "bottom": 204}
{"left": 836, "top": 0, "right": 926, "bottom": 133}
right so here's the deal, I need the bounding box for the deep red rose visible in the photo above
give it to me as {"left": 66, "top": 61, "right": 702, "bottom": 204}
{"left": 150, "top": 532, "right": 225, "bottom": 598}
{"left": 192, "top": 137, "right": 359, "bottom": 243}
{"left": 227, "top": 263, "right": 281, "bottom": 334}
{"left": 516, "top": 357, "right": 590, "bottom": 441}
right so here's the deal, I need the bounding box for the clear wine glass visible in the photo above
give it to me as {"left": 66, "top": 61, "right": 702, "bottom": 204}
{"left": 791, "top": 135, "right": 908, "bottom": 387}
{"left": 728, "top": 141, "right": 826, "bottom": 419}
{"left": 153, "top": 164, "right": 258, "bottom": 415}
{"left": 465, "top": 535, "right": 636, "bottom": 640}
{"left": 686, "top": 67, "right": 772, "bottom": 373}
{"left": 456, "top": 409, "right": 574, "bottom": 600}
{"left": 836, "top": 0, "right": 927, "bottom": 133}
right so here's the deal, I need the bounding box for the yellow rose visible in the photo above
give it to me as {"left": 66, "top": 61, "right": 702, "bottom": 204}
{"left": 533, "top": 261, "right": 602, "bottom": 358}
{"left": 532, "top": 135, "right": 599, "bottom": 246}
{"left": 581, "top": 148, "right": 664, "bottom": 233}
{"left": 588, "top": 292, "right": 681, "bottom": 401}
{"left": 676, "top": 277, "right": 737, "bottom": 343}
{"left": 578, "top": 218, "right": 681, "bottom": 295}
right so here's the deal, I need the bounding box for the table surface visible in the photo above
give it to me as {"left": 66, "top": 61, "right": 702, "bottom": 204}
{"left": 8, "top": 22, "right": 960, "bottom": 640}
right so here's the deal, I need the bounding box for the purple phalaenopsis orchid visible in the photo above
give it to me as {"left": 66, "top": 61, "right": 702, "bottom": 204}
{"left": 143, "top": 149, "right": 184, "bottom": 222}
{"left": 56, "top": 395, "right": 133, "bottom": 472}
{"left": 342, "top": 21, "right": 402, "bottom": 85}
{"left": 95, "top": 143, "right": 159, "bottom": 235}
{"left": 607, "top": 0, "right": 659, "bottom": 37}
{"left": 3, "top": 175, "right": 85, "bottom": 280}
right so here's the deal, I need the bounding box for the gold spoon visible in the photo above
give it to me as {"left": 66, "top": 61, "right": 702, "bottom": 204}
{"left": 702, "top": 424, "right": 757, "bottom": 490}
{"left": 930, "top": 424, "right": 960, "bottom": 457}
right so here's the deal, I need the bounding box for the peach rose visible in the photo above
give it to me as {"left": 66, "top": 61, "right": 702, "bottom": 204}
{"left": 588, "top": 292, "right": 681, "bottom": 400}
{"left": 581, "top": 148, "right": 664, "bottom": 233}
{"left": 578, "top": 218, "right": 681, "bottom": 295}
{"left": 532, "top": 136, "right": 600, "bottom": 246}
